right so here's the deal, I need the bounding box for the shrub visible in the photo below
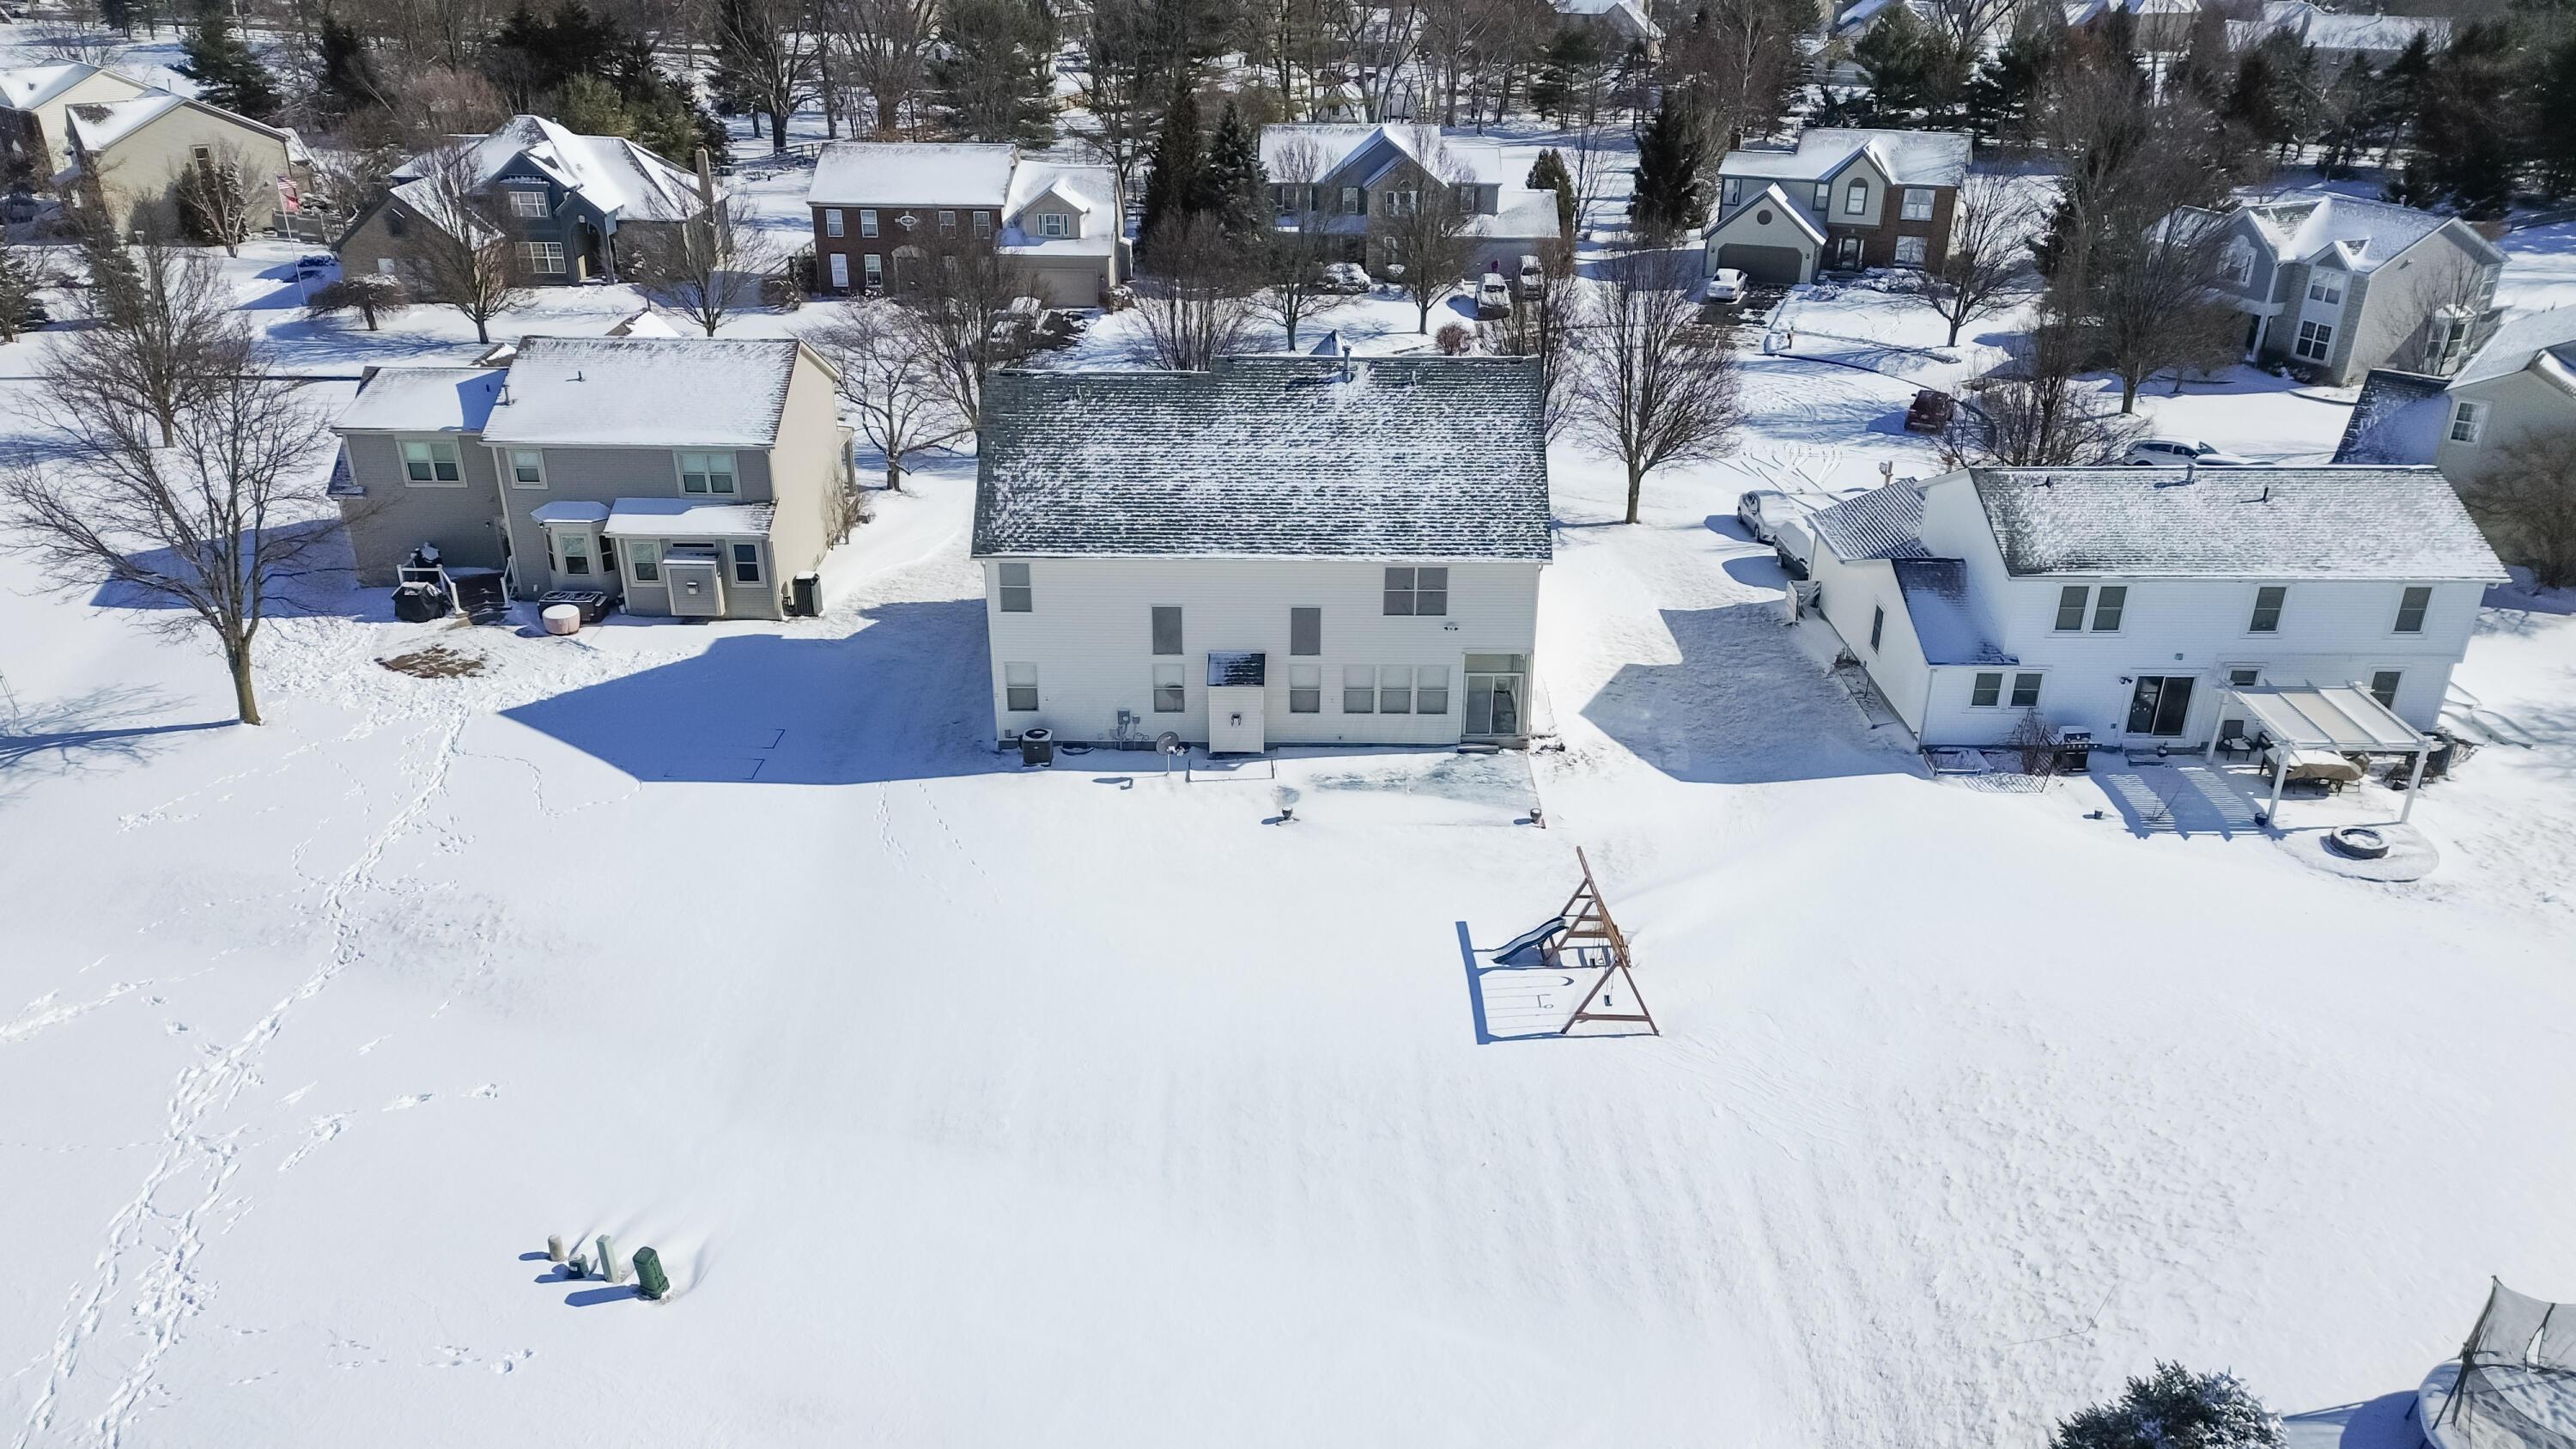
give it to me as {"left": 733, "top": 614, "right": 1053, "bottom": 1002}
{"left": 2052, "top": 1363, "right": 2283, "bottom": 1449}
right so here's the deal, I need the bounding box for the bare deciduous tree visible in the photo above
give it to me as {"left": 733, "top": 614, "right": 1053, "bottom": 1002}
{"left": 0, "top": 239, "right": 55, "bottom": 344}
{"left": 1572, "top": 241, "right": 1745, "bottom": 524}
{"left": 1370, "top": 130, "right": 1477, "bottom": 333}
{"left": 832, "top": 0, "right": 937, "bottom": 133}
{"left": 884, "top": 225, "right": 1036, "bottom": 426}
{"left": 1133, "top": 213, "right": 1255, "bottom": 370}
{"left": 1245, "top": 139, "right": 1349, "bottom": 350}
{"left": 2093, "top": 209, "right": 2241, "bottom": 411}
{"left": 1952, "top": 315, "right": 2137, "bottom": 466}
{"left": 65, "top": 227, "right": 254, "bottom": 447}
{"left": 2458, "top": 426, "right": 2576, "bottom": 589}
{"left": 306, "top": 273, "right": 411, "bottom": 330}
{"left": 714, "top": 0, "right": 823, "bottom": 152}
{"left": 629, "top": 193, "right": 785, "bottom": 335}
{"left": 1912, "top": 171, "right": 2038, "bottom": 347}
{"left": 1475, "top": 240, "right": 1576, "bottom": 436}
{"left": 808, "top": 300, "right": 966, "bottom": 493}
{"left": 3, "top": 344, "right": 337, "bottom": 725}
{"left": 394, "top": 142, "right": 534, "bottom": 344}
{"left": 2002, "top": 707, "right": 2063, "bottom": 780}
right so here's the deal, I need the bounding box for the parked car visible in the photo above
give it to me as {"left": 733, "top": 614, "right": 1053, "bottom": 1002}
{"left": 15, "top": 299, "right": 50, "bottom": 332}
{"left": 295, "top": 253, "right": 337, "bottom": 274}
{"left": 1515, "top": 253, "right": 1546, "bottom": 298}
{"left": 1736, "top": 489, "right": 1789, "bottom": 543}
{"left": 988, "top": 295, "right": 1044, "bottom": 345}
{"left": 1905, "top": 388, "right": 1956, "bottom": 434}
{"left": 1319, "top": 261, "right": 1371, "bottom": 294}
{"left": 1704, "top": 268, "right": 1749, "bottom": 306}
{"left": 2124, "top": 436, "right": 2246, "bottom": 467}
{"left": 1474, "top": 272, "right": 1512, "bottom": 319}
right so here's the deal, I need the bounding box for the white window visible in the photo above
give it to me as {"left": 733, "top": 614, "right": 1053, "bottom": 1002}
{"left": 376, "top": 256, "right": 398, "bottom": 274}
{"left": 1893, "top": 234, "right": 1927, "bottom": 268}
{"left": 2370, "top": 669, "right": 2403, "bottom": 709}
{"left": 1722, "top": 178, "right": 1742, "bottom": 208}
{"left": 1416, "top": 666, "right": 1449, "bottom": 714}
{"left": 628, "top": 539, "right": 660, "bottom": 582}
{"left": 1843, "top": 179, "right": 1867, "bottom": 216}
{"left": 1152, "top": 662, "right": 1185, "bottom": 712}
{"left": 2009, "top": 672, "right": 2042, "bottom": 709}
{"left": 2053, "top": 584, "right": 2088, "bottom": 632}
{"left": 730, "top": 542, "right": 762, "bottom": 584}
{"left": 974, "top": 210, "right": 993, "bottom": 238}
{"left": 2395, "top": 585, "right": 2431, "bottom": 634}
{"left": 2221, "top": 242, "right": 2252, "bottom": 285}
{"left": 521, "top": 240, "right": 566, "bottom": 275}
{"left": 2227, "top": 667, "right": 2263, "bottom": 688}
{"left": 2449, "top": 400, "right": 2486, "bottom": 444}
{"left": 1970, "top": 673, "right": 2002, "bottom": 707}
{"left": 1340, "top": 186, "right": 1362, "bottom": 214}
{"left": 1378, "top": 667, "right": 1413, "bottom": 714}
{"left": 1289, "top": 664, "right": 1321, "bottom": 713}
{"left": 508, "top": 187, "right": 546, "bottom": 218}
{"left": 2307, "top": 277, "right": 2343, "bottom": 305}
{"left": 1812, "top": 181, "right": 1830, "bottom": 210}
{"left": 1342, "top": 665, "right": 1375, "bottom": 713}
{"left": 825, "top": 208, "right": 845, "bottom": 238}
{"left": 553, "top": 530, "right": 591, "bottom": 575}
{"left": 938, "top": 210, "right": 957, "bottom": 232}
{"left": 1038, "top": 211, "right": 1069, "bottom": 238}
{"left": 1382, "top": 566, "right": 1448, "bottom": 616}
{"left": 1290, "top": 606, "right": 1321, "bottom": 655}
{"left": 1151, "top": 606, "right": 1182, "bottom": 654}
{"left": 1004, "top": 661, "right": 1038, "bottom": 711}
{"left": 508, "top": 448, "right": 544, "bottom": 487}
{"left": 2250, "top": 584, "right": 2286, "bottom": 633}
{"left": 860, "top": 209, "right": 879, "bottom": 237}
{"left": 829, "top": 253, "right": 849, "bottom": 289}
{"left": 677, "top": 451, "right": 737, "bottom": 495}
{"left": 2293, "top": 320, "right": 2332, "bottom": 362}
{"left": 1900, "top": 187, "right": 1933, "bottom": 222}
{"left": 400, "top": 438, "right": 461, "bottom": 484}
{"left": 1454, "top": 183, "right": 1478, "bottom": 210}
{"left": 998, "top": 561, "right": 1031, "bottom": 612}
{"left": 863, "top": 253, "right": 884, "bottom": 287}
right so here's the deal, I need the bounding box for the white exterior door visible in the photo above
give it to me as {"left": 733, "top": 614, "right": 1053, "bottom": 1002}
{"left": 1207, "top": 685, "right": 1266, "bottom": 754}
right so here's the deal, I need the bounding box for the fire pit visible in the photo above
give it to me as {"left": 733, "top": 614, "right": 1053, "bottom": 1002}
{"left": 2328, "top": 825, "right": 2391, "bottom": 860}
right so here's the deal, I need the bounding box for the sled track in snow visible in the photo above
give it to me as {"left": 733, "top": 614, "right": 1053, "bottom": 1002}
{"left": 12, "top": 709, "right": 470, "bottom": 1449}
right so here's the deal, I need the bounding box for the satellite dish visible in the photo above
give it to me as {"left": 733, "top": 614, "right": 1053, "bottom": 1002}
{"left": 1156, "top": 731, "right": 1182, "bottom": 755}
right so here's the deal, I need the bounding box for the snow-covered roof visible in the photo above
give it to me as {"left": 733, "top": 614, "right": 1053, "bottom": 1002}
{"left": 1259, "top": 124, "right": 1512, "bottom": 187}
{"left": 2240, "top": 192, "right": 2492, "bottom": 273}
{"left": 2333, "top": 369, "right": 2451, "bottom": 465}
{"left": 530, "top": 500, "right": 611, "bottom": 525}
{"left": 1806, "top": 479, "right": 1925, "bottom": 561}
{"left": 601, "top": 498, "right": 776, "bottom": 539}
{"left": 0, "top": 62, "right": 145, "bottom": 112}
{"left": 337, "top": 366, "right": 507, "bottom": 434}
{"left": 2305, "top": 11, "right": 2448, "bottom": 52}
{"left": 2452, "top": 307, "right": 2576, "bottom": 389}
{"left": 1553, "top": 0, "right": 1664, "bottom": 40}
{"left": 398, "top": 116, "right": 706, "bottom": 224}
{"left": 1893, "top": 558, "right": 2013, "bottom": 665}
{"left": 481, "top": 338, "right": 802, "bottom": 449}
{"left": 63, "top": 92, "right": 193, "bottom": 153}
{"left": 1965, "top": 466, "right": 2506, "bottom": 581}
{"left": 1704, "top": 182, "right": 1829, "bottom": 245}
{"left": 1718, "top": 127, "right": 1971, "bottom": 189}
{"left": 974, "top": 356, "right": 1551, "bottom": 561}
{"left": 999, "top": 161, "right": 1122, "bottom": 257}
{"left": 807, "top": 141, "right": 1019, "bottom": 208}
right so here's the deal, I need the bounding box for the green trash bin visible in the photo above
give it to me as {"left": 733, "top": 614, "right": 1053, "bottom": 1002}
{"left": 633, "top": 1246, "right": 670, "bottom": 1301}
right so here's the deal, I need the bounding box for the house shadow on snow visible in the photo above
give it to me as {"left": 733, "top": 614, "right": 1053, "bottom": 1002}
{"left": 2281, "top": 1392, "right": 2423, "bottom": 1449}
{"left": 1579, "top": 603, "right": 1916, "bottom": 784}
{"left": 499, "top": 599, "right": 1003, "bottom": 785}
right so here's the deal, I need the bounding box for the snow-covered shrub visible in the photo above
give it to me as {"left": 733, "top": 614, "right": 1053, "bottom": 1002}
{"left": 1436, "top": 321, "right": 1473, "bottom": 356}
{"left": 2051, "top": 1363, "right": 2284, "bottom": 1449}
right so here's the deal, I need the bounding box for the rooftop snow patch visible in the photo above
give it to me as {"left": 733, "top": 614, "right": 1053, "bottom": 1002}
{"left": 401, "top": 116, "right": 707, "bottom": 224}
{"left": 808, "top": 141, "right": 1020, "bottom": 208}
{"left": 336, "top": 367, "right": 507, "bottom": 434}
{"left": 64, "top": 92, "right": 193, "bottom": 153}
{"left": 2243, "top": 192, "right": 2486, "bottom": 272}
{"left": 480, "top": 338, "right": 801, "bottom": 449}
{"left": 1893, "top": 557, "right": 2012, "bottom": 666}
{"left": 0, "top": 61, "right": 142, "bottom": 111}
{"left": 2453, "top": 306, "right": 2576, "bottom": 389}
{"left": 601, "top": 498, "right": 775, "bottom": 539}
{"left": 2334, "top": 370, "right": 2451, "bottom": 465}
{"left": 1967, "top": 466, "right": 2506, "bottom": 581}
{"left": 1259, "top": 124, "right": 1514, "bottom": 187}
{"left": 1806, "top": 479, "right": 1926, "bottom": 560}
{"left": 973, "top": 356, "right": 1551, "bottom": 561}
{"left": 1719, "top": 127, "right": 1971, "bottom": 188}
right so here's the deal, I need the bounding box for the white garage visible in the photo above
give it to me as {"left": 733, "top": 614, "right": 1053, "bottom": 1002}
{"left": 1703, "top": 183, "right": 1826, "bottom": 286}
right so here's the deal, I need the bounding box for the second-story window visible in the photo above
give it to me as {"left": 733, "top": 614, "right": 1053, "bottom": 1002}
{"left": 1901, "top": 186, "right": 1933, "bottom": 221}
{"left": 2249, "top": 585, "right": 2286, "bottom": 633}
{"left": 2092, "top": 585, "right": 2126, "bottom": 631}
{"left": 860, "top": 208, "right": 879, "bottom": 237}
{"left": 678, "top": 450, "right": 737, "bottom": 496}
{"left": 1039, "top": 212, "right": 1069, "bottom": 238}
{"left": 508, "top": 448, "right": 544, "bottom": 488}
{"left": 974, "top": 211, "right": 993, "bottom": 238}
{"left": 508, "top": 186, "right": 546, "bottom": 218}
{"left": 2309, "top": 277, "right": 2343, "bottom": 305}
{"left": 402, "top": 438, "right": 461, "bottom": 484}
{"left": 1844, "top": 179, "right": 1867, "bottom": 216}
{"left": 825, "top": 208, "right": 845, "bottom": 238}
{"left": 1382, "top": 189, "right": 1418, "bottom": 216}
{"left": 1383, "top": 567, "right": 1447, "bottom": 616}
{"left": 2395, "top": 585, "right": 2431, "bottom": 633}
{"left": 998, "top": 561, "right": 1032, "bottom": 612}
{"left": 1340, "top": 186, "right": 1362, "bottom": 214}
{"left": 1454, "top": 183, "right": 1477, "bottom": 210}
{"left": 1812, "top": 181, "right": 1830, "bottom": 210}
{"left": 938, "top": 210, "right": 957, "bottom": 233}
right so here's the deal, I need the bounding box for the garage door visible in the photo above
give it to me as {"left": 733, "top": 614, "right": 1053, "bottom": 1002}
{"left": 1717, "top": 244, "right": 1806, "bottom": 286}
{"left": 1031, "top": 266, "right": 1100, "bottom": 308}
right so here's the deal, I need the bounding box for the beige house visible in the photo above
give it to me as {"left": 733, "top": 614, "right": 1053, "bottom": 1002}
{"left": 805, "top": 143, "right": 1127, "bottom": 308}
{"left": 328, "top": 337, "right": 854, "bottom": 620}
{"left": 61, "top": 91, "right": 308, "bottom": 239}
{"left": 1, "top": 62, "right": 155, "bottom": 181}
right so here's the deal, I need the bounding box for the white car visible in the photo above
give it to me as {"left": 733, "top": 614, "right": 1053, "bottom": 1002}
{"left": 1318, "top": 261, "right": 1371, "bottom": 294}
{"left": 2124, "top": 436, "right": 2246, "bottom": 467}
{"left": 1516, "top": 253, "right": 1546, "bottom": 297}
{"left": 1736, "top": 489, "right": 1789, "bottom": 543}
{"left": 1704, "top": 268, "right": 1749, "bottom": 305}
{"left": 1474, "top": 272, "right": 1513, "bottom": 319}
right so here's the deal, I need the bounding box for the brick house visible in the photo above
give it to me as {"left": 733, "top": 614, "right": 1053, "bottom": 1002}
{"left": 1699, "top": 127, "right": 1971, "bottom": 285}
{"left": 804, "top": 142, "right": 1126, "bottom": 309}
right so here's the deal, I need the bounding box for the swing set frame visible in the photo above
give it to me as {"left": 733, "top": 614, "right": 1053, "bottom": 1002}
{"left": 1549, "top": 848, "right": 1658, "bottom": 1037}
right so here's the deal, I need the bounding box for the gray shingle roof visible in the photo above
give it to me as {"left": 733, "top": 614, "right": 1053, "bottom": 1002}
{"left": 1806, "top": 479, "right": 1924, "bottom": 560}
{"left": 479, "top": 338, "right": 800, "bottom": 448}
{"left": 972, "top": 356, "right": 1552, "bottom": 561}
{"left": 1967, "top": 466, "right": 2506, "bottom": 581}
{"left": 2333, "top": 369, "right": 2449, "bottom": 465}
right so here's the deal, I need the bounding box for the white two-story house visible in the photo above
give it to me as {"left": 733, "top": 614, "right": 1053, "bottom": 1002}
{"left": 971, "top": 356, "right": 1552, "bottom": 751}
{"left": 329, "top": 336, "right": 853, "bottom": 619}
{"left": 1801, "top": 466, "right": 2505, "bottom": 750}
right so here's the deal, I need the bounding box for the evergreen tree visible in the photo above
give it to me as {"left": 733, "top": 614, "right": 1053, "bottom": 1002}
{"left": 487, "top": 1, "right": 627, "bottom": 112}
{"left": 927, "top": 0, "right": 1060, "bottom": 143}
{"left": 611, "top": 40, "right": 731, "bottom": 167}
{"left": 1965, "top": 19, "right": 2056, "bottom": 145}
{"left": 2051, "top": 1363, "right": 2283, "bottom": 1449}
{"left": 2314, "top": 57, "right": 2377, "bottom": 177}
{"left": 1136, "top": 86, "right": 1205, "bottom": 267}
{"left": 313, "top": 13, "right": 388, "bottom": 124}
{"left": 2409, "top": 21, "right": 2520, "bottom": 217}
{"left": 2372, "top": 32, "right": 2433, "bottom": 162}
{"left": 1631, "top": 90, "right": 1710, "bottom": 240}
{"left": 1199, "top": 102, "right": 1268, "bottom": 240}
{"left": 1528, "top": 149, "right": 1577, "bottom": 238}
{"left": 2527, "top": 34, "right": 2576, "bottom": 198}
{"left": 178, "top": 13, "right": 282, "bottom": 122}
{"left": 1530, "top": 27, "right": 1607, "bottom": 125}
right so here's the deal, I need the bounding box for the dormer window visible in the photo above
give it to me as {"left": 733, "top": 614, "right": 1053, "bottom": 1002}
{"left": 508, "top": 186, "right": 546, "bottom": 218}
{"left": 1037, "top": 211, "right": 1070, "bottom": 239}
{"left": 2308, "top": 276, "right": 2343, "bottom": 305}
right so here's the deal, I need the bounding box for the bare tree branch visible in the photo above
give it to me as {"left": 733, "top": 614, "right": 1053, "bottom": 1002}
{"left": 1571, "top": 241, "right": 1744, "bottom": 524}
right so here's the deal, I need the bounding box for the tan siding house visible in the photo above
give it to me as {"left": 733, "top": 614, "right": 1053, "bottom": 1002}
{"left": 62, "top": 93, "right": 305, "bottom": 238}
{"left": 1, "top": 63, "right": 155, "bottom": 180}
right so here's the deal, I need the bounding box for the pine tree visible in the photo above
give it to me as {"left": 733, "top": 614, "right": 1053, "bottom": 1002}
{"left": 1199, "top": 102, "right": 1268, "bottom": 240}
{"left": 2527, "top": 35, "right": 2576, "bottom": 199}
{"left": 2410, "top": 21, "right": 2520, "bottom": 217}
{"left": 1531, "top": 27, "right": 1607, "bottom": 125}
{"left": 313, "top": 13, "right": 388, "bottom": 124}
{"left": 1631, "top": 91, "right": 1710, "bottom": 240}
{"left": 927, "top": 0, "right": 1060, "bottom": 143}
{"left": 1528, "top": 149, "right": 1576, "bottom": 238}
{"left": 1965, "top": 20, "right": 2055, "bottom": 145}
{"left": 178, "top": 13, "right": 282, "bottom": 122}
{"left": 1136, "top": 86, "right": 1205, "bottom": 267}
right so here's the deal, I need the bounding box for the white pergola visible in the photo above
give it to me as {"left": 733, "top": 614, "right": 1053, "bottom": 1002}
{"left": 2206, "top": 683, "right": 2436, "bottom": 825}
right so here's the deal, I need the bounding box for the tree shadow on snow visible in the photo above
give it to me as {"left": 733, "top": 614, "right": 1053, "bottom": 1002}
{"left": 0, "top": 685, "right": 228, "bottom": 806}
{"left": 86, "top": 523, "right": 369, "bottom": 621}
{"left": 499, "top": 598, "right": 1006, "bottom": 785}
{"left": 1579, "top": 603, "right": 1917, "bottom": 784}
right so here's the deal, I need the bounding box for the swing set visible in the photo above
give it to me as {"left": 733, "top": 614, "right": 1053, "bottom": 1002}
{"left": 1487, "top": 848, "right": 1658, "bottom": 1038}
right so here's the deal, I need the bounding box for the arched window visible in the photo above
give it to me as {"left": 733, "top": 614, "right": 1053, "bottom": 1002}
{"left": 1843, "top": 178, "right": 1867, "bottom": 216}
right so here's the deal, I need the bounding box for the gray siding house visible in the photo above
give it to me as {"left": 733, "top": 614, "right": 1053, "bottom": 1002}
{"left": 337, "top": 115, "right": 709, "bottom": 286}
{"left": 2192, "top": 192, "right": 2504, "bottom": 385}
{"left": 330, "top": 337, "right": 853, "bottom": 620}
{"left": 1258, "top": 124, "right": 1563, "bottom": 278}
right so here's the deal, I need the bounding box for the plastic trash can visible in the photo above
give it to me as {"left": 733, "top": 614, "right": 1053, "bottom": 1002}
{"left": 1018, "top": 728, "right": 1054, "bottom": 766}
